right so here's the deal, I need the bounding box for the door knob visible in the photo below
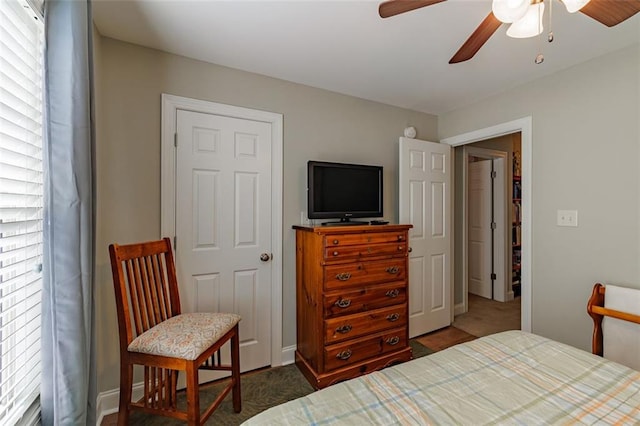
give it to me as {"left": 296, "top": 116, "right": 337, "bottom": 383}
{"left": 260, "top": 253, "right": 272, "bottom": 262}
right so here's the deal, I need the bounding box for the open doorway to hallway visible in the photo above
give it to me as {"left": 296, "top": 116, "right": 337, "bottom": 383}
{"left": 453, "top": 132, "right": 522, "bottom": 337}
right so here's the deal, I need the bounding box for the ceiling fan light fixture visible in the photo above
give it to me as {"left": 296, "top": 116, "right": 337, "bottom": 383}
{"left": 492, "top": 0, "right": 530, "bottom": 23}
{"left": 506, "top": 2, "right": 545, "bottom": 38}
{"left": 561, "top": 0, "right": 591, "bottom": 13}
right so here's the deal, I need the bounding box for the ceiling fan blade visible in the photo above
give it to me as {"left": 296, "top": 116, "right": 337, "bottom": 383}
{"left": 378, "top": 0, "right": 446, "bottom": 18}
{"left": 578, "top": 0, "right": 640, "bottom": 27}
{"left": 449, "top": 12, "right": 502, "bottom": 64}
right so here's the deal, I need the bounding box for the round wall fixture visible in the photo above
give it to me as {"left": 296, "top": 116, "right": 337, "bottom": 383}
{"left": 403, "top": 126, "right": 417, "bottom": 138}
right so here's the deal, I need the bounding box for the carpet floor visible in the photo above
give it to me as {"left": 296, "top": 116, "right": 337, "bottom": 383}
{"left": 453, "top": 293, "right": 521, "bottom": 337}
{"left": 104, "top": 340, "right": 434, "bottom": 426}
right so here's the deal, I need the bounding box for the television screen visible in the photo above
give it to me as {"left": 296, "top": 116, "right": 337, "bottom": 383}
{"left": 307, "top": 161, "right": 383, "bottom": 224}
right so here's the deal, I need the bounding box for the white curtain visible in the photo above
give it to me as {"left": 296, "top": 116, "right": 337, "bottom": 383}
{"left": 41, "top": 0, "right": 96, "bottom": 424}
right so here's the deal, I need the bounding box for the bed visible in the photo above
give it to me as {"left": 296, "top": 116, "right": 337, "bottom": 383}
{"left": 243, "top": 284, "right": 640, "bottom": 425}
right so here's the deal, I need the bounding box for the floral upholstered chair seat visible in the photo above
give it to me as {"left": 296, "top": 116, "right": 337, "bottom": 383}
{"left": 128, "top": 312, "right": 242, "bottom": 360}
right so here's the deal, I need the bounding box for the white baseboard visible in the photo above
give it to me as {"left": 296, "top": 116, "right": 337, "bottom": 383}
{"left": 281, "top": 344, "right": 296, "bottom": 365}
{"left": 96, "top": 382, "right": 145, "bottom": 425}
{"left": 454, "top": 302, "right": 466, "bottom": 316}
{"left": 96, "top": 346, "right": 297, "bottom": 424}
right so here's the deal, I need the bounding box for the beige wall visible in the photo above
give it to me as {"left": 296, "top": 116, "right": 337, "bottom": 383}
{"left": 95, "top": 36, "right": 438, "bottom": 394}
{"left": 440, "top": 44, "right": 640, "bottom": 351}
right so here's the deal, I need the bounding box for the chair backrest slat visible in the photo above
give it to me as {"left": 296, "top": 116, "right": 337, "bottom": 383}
{"left": 151, "top": 253, "right": 171, "bottom": 322}
{"left": 164, "top": 242, "right": 181, "bottom": 315}
{"left": 124, "top": 258, "right": 142, "bottom": 336}
{"left": 147, "top": 257, "right": 159, "bottom": 326}
{"left": 142, "top": 258, "right": 154, "bottom": 327}
{"left": 109, "top": 238, "right": 182, "bottom": 350}
{"left": 154, "top": 253, "right": 170, "bottom": 323}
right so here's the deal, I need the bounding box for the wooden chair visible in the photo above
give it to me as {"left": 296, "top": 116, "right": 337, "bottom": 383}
{"left": 109, "top": 238, "right": 241, "bottom": 425}
{"left": 587, "top": 282, "right": 640, "bottom": 356}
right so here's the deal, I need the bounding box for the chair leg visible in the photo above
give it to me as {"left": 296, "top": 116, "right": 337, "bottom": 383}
{"left": 186, "top": 363, "right": 201, "bottom": 426}
{"left": 118, "top": 363, "right": 133, "bottom": 426}
{"left": 231, "top": 325, "right": 242, "bottom": 413}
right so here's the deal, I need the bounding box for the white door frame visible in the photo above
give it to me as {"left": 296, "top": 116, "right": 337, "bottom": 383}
{"left": 441, "top": 117, "right": 531, "bottom": 332}
{"left": 160, "top": 93, "right": 284, "bottom": 366}
{"left": 462, "top": 147, "right": 510, "bottom": 310}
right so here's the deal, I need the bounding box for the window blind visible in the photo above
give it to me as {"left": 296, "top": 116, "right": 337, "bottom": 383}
{"left": 0, "top": 0, "right": 44, "bottom": 424}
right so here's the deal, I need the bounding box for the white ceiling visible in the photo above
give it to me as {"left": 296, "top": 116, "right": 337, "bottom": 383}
{"left": 92, "top": 0, "right": 640, "bottom": 115}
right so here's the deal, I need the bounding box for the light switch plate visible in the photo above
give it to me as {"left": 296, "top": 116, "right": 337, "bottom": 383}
{"left": 557, "top": 210, "right": 578, "bottom": 227}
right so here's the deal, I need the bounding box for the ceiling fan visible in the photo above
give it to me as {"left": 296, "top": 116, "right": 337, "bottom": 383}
{"left": 379, "top": 0, "right": 640, "bottom": 64}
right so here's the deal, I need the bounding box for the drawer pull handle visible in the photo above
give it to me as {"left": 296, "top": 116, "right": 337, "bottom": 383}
{"left": 385, "top": 266, "right": 399, "bottom": 274}
{"left": 333, "top": 239, "right": 339, "bottom": 245}
{"left": 336, "top": 272, "right": 352, "bottom": 281}
{"left": 397, "top": 246, "right": 404, "bottom": 251}
{"left": 386, "top": 336, "right": 400, "bottom": 345}
{"left": 332, "top": 251, "right": 339, "bottom": 256}
{"left": 386, "top": 313, "right": 400, "bottom": 322}
{"left": 385, "top": 289, "right": 400, "bottom": 298}
{"left": 336, "top": 349, "right": 352, "bottom": 361}
{"left": 335, "top": 324, "right": 352, "bottom": 334}
{"left": 334, "top": 298, "right": 352, "bottom": 308}
{"left": 397, "top": 235, "right": 404, "bottom": 241}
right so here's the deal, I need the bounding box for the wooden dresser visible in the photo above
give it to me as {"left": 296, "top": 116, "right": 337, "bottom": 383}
{"left": 293, "top": 224, "right": 413, "bottom": 389}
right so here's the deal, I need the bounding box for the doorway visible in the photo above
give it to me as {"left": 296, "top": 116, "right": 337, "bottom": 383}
{"left": 454, "top": 135, "right": 521, "bottom": 336}
{"left": 465, "top": 147, "right": 508, "bottom": 303}
{"left": 441, "top": 117, "right": 531, "bottom": 333}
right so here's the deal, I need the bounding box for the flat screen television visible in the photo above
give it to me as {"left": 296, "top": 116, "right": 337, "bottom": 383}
{"left": 307, "top": 160, "right": 383, "bottom": 225}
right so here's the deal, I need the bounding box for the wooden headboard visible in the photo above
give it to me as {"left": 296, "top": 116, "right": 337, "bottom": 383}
{"left": 587, "top": 282, "right": 640, "bottom": 356}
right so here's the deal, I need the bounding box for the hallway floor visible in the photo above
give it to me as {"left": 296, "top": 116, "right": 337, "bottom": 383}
{"left": 453, "top": 293, "right": 521, "bottom": 337}
{"left": 415, "top": 293, "right": 521, "bottom": 352}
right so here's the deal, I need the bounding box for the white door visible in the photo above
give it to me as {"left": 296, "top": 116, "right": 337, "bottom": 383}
{"left": 175, "top": 109, "right": 272, "bottom": 376}
{"left": 468, "top": 159, "right": 493, "bottom": 299}
{"left": 399, "top": 137, "right": 452, "bottom": 338}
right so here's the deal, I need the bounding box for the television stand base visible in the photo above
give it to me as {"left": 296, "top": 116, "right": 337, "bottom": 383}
{"left": 321, "top": 220, "right": 368, "bottom": 226}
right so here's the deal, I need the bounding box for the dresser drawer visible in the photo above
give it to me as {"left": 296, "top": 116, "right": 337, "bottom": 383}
{"left": 324, "top": 258, "right": 406, "bottom": 290}
{"left": 325, "top": 231, "right": 407, "bottom": 248}
{"left": 323, "top": 327, "right": 407, "bottom": 371}
{"left": 324, "top": 241, "right": 407, "bottom": 261}
{"left": 324, "top": 304, "right": 407, "bottom": 344}
{"left": 323, "top": 282, "right": 407, "bottom": 318}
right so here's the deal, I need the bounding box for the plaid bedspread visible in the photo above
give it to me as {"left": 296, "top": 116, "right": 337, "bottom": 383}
{"left": 242, "top": 330, "right": 640, "bottom": 425}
